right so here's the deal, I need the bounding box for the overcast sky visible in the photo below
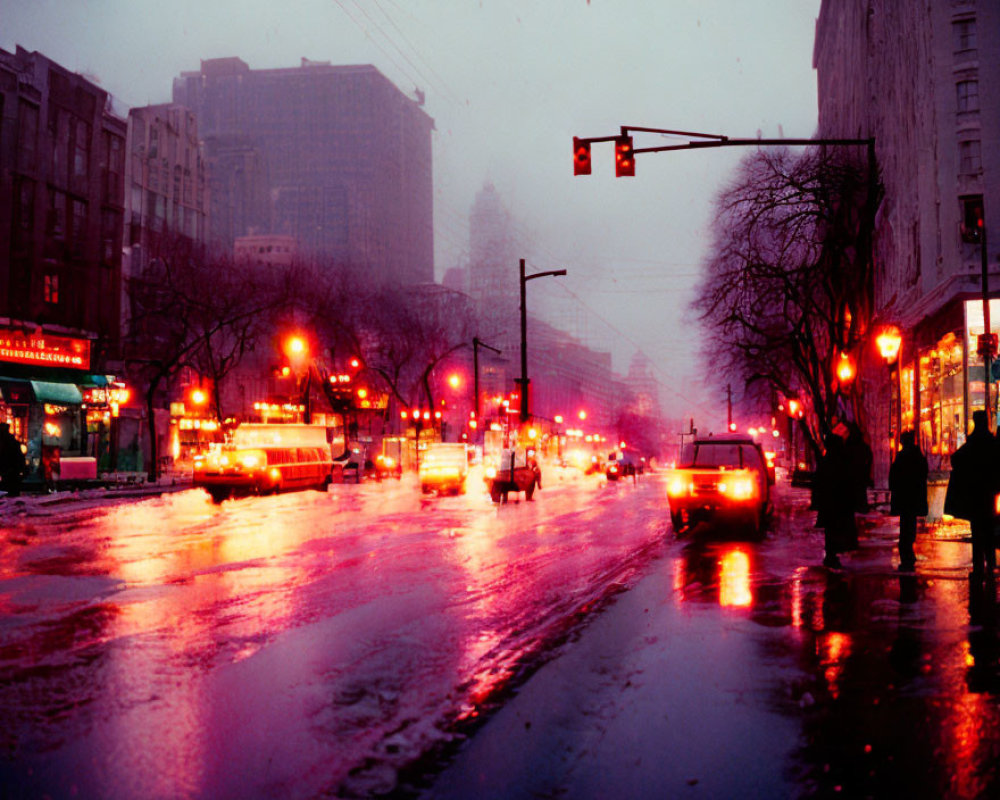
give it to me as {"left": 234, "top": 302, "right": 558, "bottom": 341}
{"left": 2, "top": 0, "right": 821, "bottom": 425}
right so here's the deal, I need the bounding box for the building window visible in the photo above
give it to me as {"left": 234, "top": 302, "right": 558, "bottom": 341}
{"left": 961, "top": 195, "right": 984, "bottom": 244}
{"left": 953, "top": 18, "right": 976, "bottom": 53}
{"left": 959, "top": 140, "right": 982, "bottom": 175}
{"left": 72, "top": 119, "right": 90, "bottom": 185}
{"left": 70, "top": 199, "right": 87, "bottom": 259}
{"left": 957, "top": 80, "right": 979, "bottom": 113}
{"left": 44, "top": 274, "right": 59, "bottom": 304}
{"left": 16, "top": 101, "right": 38, "bottom": 173}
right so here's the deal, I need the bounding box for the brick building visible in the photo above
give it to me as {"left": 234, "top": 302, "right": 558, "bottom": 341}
{"left": 0, "top": 45, "right": 127, "bottom": 481}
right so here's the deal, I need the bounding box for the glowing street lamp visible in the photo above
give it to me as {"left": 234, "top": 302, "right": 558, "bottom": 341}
{"left": 876, "top": 327, "right": 902, "bottom": 364}
{"left": 836, "top": 352, "right": 856, "bottom": 384}
{"left": 448, "top": 373, "right": 461, "bottom": 390}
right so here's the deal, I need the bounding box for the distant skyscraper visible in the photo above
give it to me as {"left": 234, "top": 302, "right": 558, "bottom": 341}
{"left": 625, "top": 352, "right": 660, "bottom": 417}
{"left": 468, "top": 182, "right": 518, "bottom": 332}
{"left": 173, "top": 57, "right": 434, "bottom": 285}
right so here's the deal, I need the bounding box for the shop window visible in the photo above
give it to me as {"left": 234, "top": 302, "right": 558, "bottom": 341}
{"left": 919, "top": 333, "right": 964, "bottom": 469}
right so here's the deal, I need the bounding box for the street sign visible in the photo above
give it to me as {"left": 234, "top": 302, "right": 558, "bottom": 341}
{"left": 977, "top": 332, "right": 998, "bottom": 358}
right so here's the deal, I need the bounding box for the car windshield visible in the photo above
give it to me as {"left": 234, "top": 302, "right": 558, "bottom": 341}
{"left": 689, "top": 443, "right": 744, "bottom": 469}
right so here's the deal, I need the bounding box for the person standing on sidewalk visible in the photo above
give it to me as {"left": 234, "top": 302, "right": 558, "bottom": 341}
{"left": 0, "top": 422, "right": 25, "bottom": 497}
{"left": 814, "top": 432, "right": 855, "bottom": 568}
{"left": 945, "top": 410, "right": 1000, "bottom": 582}
{"left": 889, "top": 430, "right": 928, "bottom": 570}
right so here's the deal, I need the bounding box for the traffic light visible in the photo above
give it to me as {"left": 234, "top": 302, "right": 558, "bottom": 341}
{"left": 614, "top": 135, "right": 635, "bottom": 177}
{"left": 573, "top": 137, "right": 591, "bottom": 176}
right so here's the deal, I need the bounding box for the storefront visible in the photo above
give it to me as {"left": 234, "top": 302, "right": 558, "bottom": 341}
{"left": 893, "top": 297, "right": 1000, "bottom": 514}
{"left": 0, "top": 325, "right": 120, "bottom": 486}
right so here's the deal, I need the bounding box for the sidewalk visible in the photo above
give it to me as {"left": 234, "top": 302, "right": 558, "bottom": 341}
{"left": 422, "top": 486, "right": 990, "bottom": 799}
{"left": 0, "top": 470, "right": 193, "bottom": 517}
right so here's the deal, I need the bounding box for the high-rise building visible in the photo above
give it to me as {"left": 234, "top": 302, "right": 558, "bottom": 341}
{"left": 815, "top": 1, "right": 999, "bottom": 492}
{"left": 172, "top": 57, "right": 434, "bottom": 285}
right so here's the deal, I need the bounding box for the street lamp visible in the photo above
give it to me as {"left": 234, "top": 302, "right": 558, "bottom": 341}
{"left": 877, "top": 326, "right": 903, "bottom": 453}
{"left": 472, "top": 337, "right": 501, "bottom": 437}
{"left": 518, "top": 258, "right": 567, "bottom": 423}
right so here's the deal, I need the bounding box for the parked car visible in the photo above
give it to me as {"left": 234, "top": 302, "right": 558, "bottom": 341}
{"left": 419, "top": 442, "right": 469, "bottom": 495}
{"left": 485, "top": 446, "right": 541, "bottom": 503}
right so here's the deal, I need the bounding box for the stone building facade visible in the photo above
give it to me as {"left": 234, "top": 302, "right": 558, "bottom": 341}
{"left": 815, "top": 1, "right": 1000, "bottom": 494}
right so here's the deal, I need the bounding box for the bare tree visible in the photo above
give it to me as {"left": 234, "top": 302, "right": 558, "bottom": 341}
{"left": 694, "top": 147, "right": 879, "bottom": 459}
{"left": 124, "top": 239, "right": 291, "bottom": 479}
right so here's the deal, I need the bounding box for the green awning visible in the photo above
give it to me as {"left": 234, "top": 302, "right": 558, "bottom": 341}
{"left": 30, "top": 381, "right": 83, "bottom": 404}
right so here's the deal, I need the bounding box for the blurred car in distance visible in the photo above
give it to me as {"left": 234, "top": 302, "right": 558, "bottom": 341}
{"left": 419, "top": 442, "right": 469, "bottom": 495}
{"left": 485, "top": 446, "right": 541, "bottom": 503}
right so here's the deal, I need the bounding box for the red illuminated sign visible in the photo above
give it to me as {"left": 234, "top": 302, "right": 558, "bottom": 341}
{"left": 0, "top": 329, "right": 90, "bottom": 369}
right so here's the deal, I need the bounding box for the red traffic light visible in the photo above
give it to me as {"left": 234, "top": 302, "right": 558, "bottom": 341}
{"left": 614, "top": 135, "right": 635, "bottom": 177}
{"left": 573, "top": 137, "right": 592, "bottom": 176}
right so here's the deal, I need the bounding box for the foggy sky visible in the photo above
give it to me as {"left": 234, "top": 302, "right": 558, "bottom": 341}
{"left": 1, "top": 0, "right": 821, "bottom": 426}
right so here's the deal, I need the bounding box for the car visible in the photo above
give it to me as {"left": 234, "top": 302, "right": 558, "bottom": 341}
{"left": 485, "top": 446, "right": 541, "bottom": 503}
{"left": 419, "top": 442, "right": 469, "bottom": 495}
{"left": 666, "top": 435, "right": 774, "bottom": 538}
{"left": 606, "top": 450, "right": 641, "bottom": 481}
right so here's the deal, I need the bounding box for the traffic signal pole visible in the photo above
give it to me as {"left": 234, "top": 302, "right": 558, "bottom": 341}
{"left": 518, "top": 258, "right": 567, "bottom": 423}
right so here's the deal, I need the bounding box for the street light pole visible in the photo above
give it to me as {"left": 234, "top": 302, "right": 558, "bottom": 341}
{"left": 518, "top": 258, "right": 567, "bottom": 424}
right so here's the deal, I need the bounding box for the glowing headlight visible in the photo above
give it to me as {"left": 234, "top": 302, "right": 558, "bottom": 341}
{"left": 667, "top": 477, "right": 688, "bottom": 497}
{"left": 382, "top": 457, "right": 395, "bottom": 468}
{"left": 240, "top": 454, "right": 260, "bottom": 469}
{"left": 731, "top": 478, "right": 755, "bottom": 499}
{"left": 485, "top": 466, "right": 497, "bottom": 479}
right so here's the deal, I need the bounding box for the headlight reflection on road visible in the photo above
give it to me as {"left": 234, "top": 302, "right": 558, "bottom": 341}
{"left": 719, "top": 546, "right": 753, "bottom": 607}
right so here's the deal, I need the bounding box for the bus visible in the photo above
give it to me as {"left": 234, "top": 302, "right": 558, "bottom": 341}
{"left": 193, "top": 423, "right": 334, "bottom": 503}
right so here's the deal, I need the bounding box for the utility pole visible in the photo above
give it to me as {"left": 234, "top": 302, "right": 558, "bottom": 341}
{"left": 726, "top": 384, "right": 733, "bottom": 431}
{"left": 518, "top": 258, "right": 567, "bottom": 423}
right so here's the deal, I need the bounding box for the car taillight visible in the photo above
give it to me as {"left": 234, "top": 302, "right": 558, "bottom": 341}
{"left": 667, "top": 477, "right": 690, "bottom": 497}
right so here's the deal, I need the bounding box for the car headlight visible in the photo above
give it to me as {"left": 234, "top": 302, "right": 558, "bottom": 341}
{"left": 667, "top": 477, "right": 689, "bottom": 497}
{"left": 485, "top": 466, "right": 497, "bottom": 479}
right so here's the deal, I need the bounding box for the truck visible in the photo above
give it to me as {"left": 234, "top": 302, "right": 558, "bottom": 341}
{"left": 666, "top": 435, "right": 774, "bottom": 538}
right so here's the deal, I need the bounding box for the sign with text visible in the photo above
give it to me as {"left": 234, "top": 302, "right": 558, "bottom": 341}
{"left": 0, "top": 328, "right": 90, "bottom": 369}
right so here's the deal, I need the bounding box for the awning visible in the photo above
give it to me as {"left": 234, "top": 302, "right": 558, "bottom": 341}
{"left": 31, "top": 380, "right": 83, "bottom": 404}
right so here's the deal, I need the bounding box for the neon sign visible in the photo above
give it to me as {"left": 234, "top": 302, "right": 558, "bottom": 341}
{"left": 0, "top": 329, "right": 90, "bottom": 369}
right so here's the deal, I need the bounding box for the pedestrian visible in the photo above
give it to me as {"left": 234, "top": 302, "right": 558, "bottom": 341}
{"left": 889, "top": 430, "right": 928, "bottom": 570}
{"left": 945, "top": 409, "right": 1000, "bottom": 582}
{"left": 845, "top": 421, "right": 874, "bottom": 514}
{"left": 814, "top": 431, "right": 855, "bottom": 568}
{"left": 0, "top": 422, "right": 26, "bottom": 497}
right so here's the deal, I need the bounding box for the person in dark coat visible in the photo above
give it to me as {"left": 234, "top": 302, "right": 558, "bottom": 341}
{"left": 945, "top": 410, "right": 1000, "bottom": 581}
{"left": 0, "top": 422, "right": 26, "bottom": 497}
{"left": 846, "top": 421, "right": 874, "bottom": 514}
{"left": 814, "top": 432, "right": 855, "bottom": 568}
{"left": 889, "top": 430, "right": 929, "bottom": 570}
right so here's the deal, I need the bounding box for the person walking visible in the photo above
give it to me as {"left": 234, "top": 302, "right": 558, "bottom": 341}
{"left": 945, "top": 410, "right": 1000, "bottom": 582}
{"left": 889, "top": 430, "right": 929, "bottom": 570}
{"left": 814, "top": 432, "right": 855, "bottom": 568}
{"left": 0, "top": 422, "right": 26, "bottom": 497}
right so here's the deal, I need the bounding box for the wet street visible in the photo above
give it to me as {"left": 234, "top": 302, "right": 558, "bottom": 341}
{"left": 2, "top": 472, "right": 1000, "bottom": 799}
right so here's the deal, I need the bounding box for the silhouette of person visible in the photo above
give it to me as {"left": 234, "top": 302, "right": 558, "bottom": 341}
{"left": 814, "top": 432, "right": 855, "bottom": 568}
{"left": 945, "top": 409, "right": 1000, "bottom": 582}
{"left": 889, "top": 430, "right": 929, "bottom": 570}
{"left": 0, "top": 422, "right": 26, "bottom": 497}
{"left": 845, "top": 421, "right": 874, "bottom": 515}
